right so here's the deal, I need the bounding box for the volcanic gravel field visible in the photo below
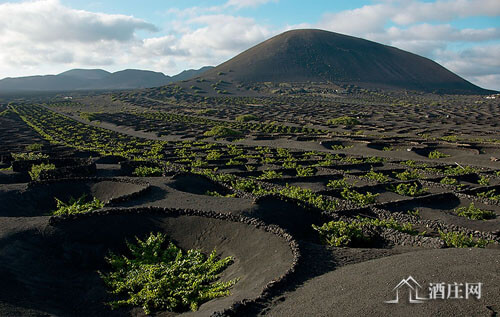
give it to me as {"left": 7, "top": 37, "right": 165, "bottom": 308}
{"left": 0, "top": 86, "right": 499, "bottom": 316}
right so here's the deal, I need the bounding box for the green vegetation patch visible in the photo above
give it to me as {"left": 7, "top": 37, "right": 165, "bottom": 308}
{"left": 388, "top": 182, "right": 427, "bottom": 197}
{"left": 477, "top": 189, "right": 500, "bottom": 201}
{"left": 312, "top": 217, "right": 416, "bottom": 247}
{"left": 296, "top": 165, "right": 315, "bottom": 177}
{"left": 257, "top": 170, "right": 283, "bottom": 180}
{"left": 12, "top": 152, "right": 48, "bottom": 161}
{"left": 453, "top": 202, "right": 496, "bottom": 220}
{"left": 439, "top": 230, "right": 492, "bottom": 248}
{"left": 100, "top": 232, "right": 237, "bottom": 314}
{"left": 327, "top": 178, "right": 351, "bottom": 189}
{"left": 363, "top": 168, "right": 389, "bottom": 183}
{"left": 327, "top": 116, "right": 360, "bottom": 127}
{"left": 203, "top": 126, "right": 242, "bottom": 138}
{"left": 440, "top": 176, "right": 458, "bottom": 185}
{"left": 340, "top": 187, "right": 378, "bottom": 206}
{"left": 52, "top": 194, "right": 104, "bottom": 216}
{"left": 312, "top": 220, "right": 365, "bottom": 247}
{"left": 279, "top": 184, "right": 337, "bottom": 212}
{"left": 428, "top": 150, "right": 450, "bottom": 159}
{"left": 236, "top": 114, "right": 258, "bottom": 122}
{"left": 133, "top": 166, "right": 163, "bottom": 177}
{"left": 29, "top": 163, "right": 56, "bottom": 181}
{"left": 394, "top": 169, "right": 421, "bottom": 181}
{"left": 25, "top": 143, "right": 43, "bottom": 151}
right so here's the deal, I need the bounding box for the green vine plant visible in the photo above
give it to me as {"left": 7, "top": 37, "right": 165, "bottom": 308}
{"left": 477, "top": 189, "right": 500, "bottom": 201}
{"left": 133, "top": 166, "right": 163, "bottom": 177}
{"left": 340, "top": 188, "right": 378, "bottom": 206}
{"left": 387, "top": 182, "right": 427, "bottom": 197}
{"left": 99, "top": 233, "right": 238, "bottom": 314}
{"left": 363, "top": 168, "right": 389, "bottom": 183}
{"left": 438, "top": 230, "right": 492, "bottom": 248}
{"left": 52, "top": 194, "right": 104, "bottom": 216}
{"left": 452, "top": 202, "right": 496, "bottom": 220}
{"left": 312, "top": 216, "right": 416, "bottom": 247}
{"left": 29, "top": 163, "right": 56, "bottom": 181}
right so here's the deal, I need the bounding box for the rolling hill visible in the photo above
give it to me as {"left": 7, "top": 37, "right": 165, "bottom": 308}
{"left": 0, "top": 67, "right": 213, "bottom": 92}
{"left": 202, "top": 29, "right": 490, "bottom": 94}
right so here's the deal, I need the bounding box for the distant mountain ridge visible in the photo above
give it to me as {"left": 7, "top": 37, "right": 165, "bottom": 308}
{"left": 202, "top": 29, "right": 491, "bottom": 94}
{"left": 0, "top": 66, "right": 213, "bottom": 91}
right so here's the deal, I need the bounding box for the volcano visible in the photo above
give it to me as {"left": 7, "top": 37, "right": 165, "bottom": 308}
{"left": 202, "top": 29, "right": 490, "bottom": 94}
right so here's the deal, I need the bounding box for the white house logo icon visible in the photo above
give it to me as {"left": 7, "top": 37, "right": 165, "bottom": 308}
{"left": 385, "top": 276, "right": 428, "bottom": 304}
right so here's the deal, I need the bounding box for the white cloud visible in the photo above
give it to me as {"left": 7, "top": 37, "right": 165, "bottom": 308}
{"left": 224, "top": 0, "right": 278, "bottom": 10}
{"left": 392, "top": 0, "right": 500, "bottom": 25}
{"left": 0, "top": 0, "right": 157, "bottom": 43}
{"left": 319, "top": 4, "right": 390, "bottom": 36}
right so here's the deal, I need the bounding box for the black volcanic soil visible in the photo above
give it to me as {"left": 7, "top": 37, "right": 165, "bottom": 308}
{"left": 1, "top": 66, "right": 499, "bottom": 316}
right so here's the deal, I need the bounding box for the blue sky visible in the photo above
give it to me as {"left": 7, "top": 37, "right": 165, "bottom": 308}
{"left": 0, "top": 0, "right": 499, "bottom": 90}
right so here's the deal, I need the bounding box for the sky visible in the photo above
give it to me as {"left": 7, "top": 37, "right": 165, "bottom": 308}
{"left": 0, "top": 0, "right": 499, "bottom": 90}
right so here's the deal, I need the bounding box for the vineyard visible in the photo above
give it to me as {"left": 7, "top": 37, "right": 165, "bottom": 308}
{"left": 0, "top": 88, "right": 499, "bottom": 316}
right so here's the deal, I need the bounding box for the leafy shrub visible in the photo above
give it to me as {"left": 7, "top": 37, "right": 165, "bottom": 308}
{"left": 245, "top": 165, "right": 256, "bottom": 172}
{"left": 327, "top": 178, "right": 351, "bottom": 189}
{"left": 313, "top": 217, "right": 416, "bottom": 247}
{"left": 236, "top": 114, "right": 258, "bottom": 122}
{"left": 364, "top": 156, "right": 385, "bottom": 163}
{"left": 428, "top": 150, "right": 450, "bottom": 159}
{"left": 279, "top": 184, "right": 337, "bottom": 212}
{"left": 206, "top": 150, "right": 222, "bottom": 161}
{"left": 25, "top": 143, "right": 43, "bottom": 151}
{"left": 478, "top": 176, "right": 490, "bottom": 186}
{"left": 52, "top": 194, "right": 104, "bottom": 216}
{"left": 388, "top": 182, "right": 427, "bottom": 196}
{"left": 276, "top": 148, "right": 291, "bottom": 158}
{"left": 477, "top": 189, "right": 500, "bottom": 201}
{"left": 443, "top": 165, "right": 477, "bottom": 176}
{"left": 340, "top": 188, "right": 378, "bottom": 206}
{"left": 226, "top": 158, "right": 244, "bottom": 166}
{"left": 440, "top": 176, "right": 458, "bottom": 185}
{"left": 331, "top": 144, "right": 353, "bottom": 150}
{"left": 327, "top": 116, "right": 360, "bottom": 127}
{"left": 205, "top": 190, "right": 236, "bottom": 198}
{"left": 394, "top": 169, "right": 421, "bottom": 180}
{"left": 133, "top": 166, "right": 163, "bottom": 177}
{"left": 12, "top": 152, "right": 48, "bottom": 161}
{"left": 282, "top": 159, "right": 297, "bottom": 169}
{"left": 28, "top": 163, "right": 56, "bottom": 180}
{"left": 258, "top": 170, "right": 283, "bottom": 180}
{"left": 100, "top": 233, "right": 237, "bottom": 314}
{"left": 356, "top": 216, "right": 417, "bottom": 235}
{"left": 197, "top": 109, "right": 217, "bottom": 115}
{"left": 400, "top": 160, "right": 428, "bottom": 168}
{"left": 312, "top": 220, "right": 365, "bottom": 247}
{"left": 296, "top": 165, "right": 314, "bottom": 177}
{"left": 363, "top": 168, "right": 389, "bottom": 183}
{"left": 232, "top": 179, "right": 269, "bottom": 196}
{"left": 203, "top": 126, "right": 242, "bottom": 138}
{"left": 453, "top": 202, "right": 496, "bottom": 220}
{"left": 438, "top": 230, "right": 492, "bottom": 248}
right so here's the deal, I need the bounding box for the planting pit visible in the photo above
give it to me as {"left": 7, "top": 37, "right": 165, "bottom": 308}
{"left": 0, "top": 208, "right": 296, "bottom": 316}
{"left": 0, "top": 178, "right": 149, "bottom": 217}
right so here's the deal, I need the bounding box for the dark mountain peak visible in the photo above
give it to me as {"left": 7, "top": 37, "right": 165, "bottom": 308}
{"left": 203, "top": 29, "right": 490, "bottom": 94}
{"left": 58, "top": 69, "right": 110, "bottom": 80}
{"left": 172, "top": 66, "right": 214, "bottom": 81}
